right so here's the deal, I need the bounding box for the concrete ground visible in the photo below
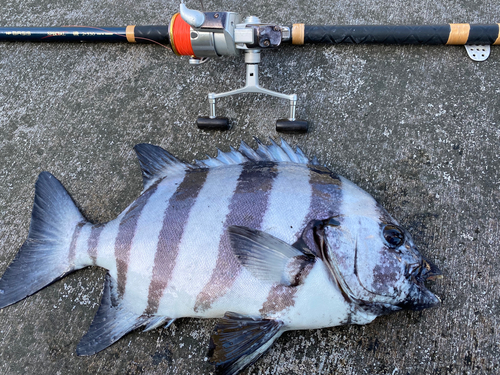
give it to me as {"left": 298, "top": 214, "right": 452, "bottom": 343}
{"left": 0, "top": 0, "right": 499, "bottom": 374}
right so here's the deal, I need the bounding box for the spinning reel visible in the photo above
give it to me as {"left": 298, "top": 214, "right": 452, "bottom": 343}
{"left": 171, "top": 4, "right": 307, "bottom": 133}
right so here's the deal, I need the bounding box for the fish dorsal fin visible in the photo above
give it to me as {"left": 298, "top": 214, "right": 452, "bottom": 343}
{"left": 134, "top": 143, "right": 192, "bottom": 191}
{"left": 208, "top": 312, "right": 284, "bottom": 375}
{"left": 196, "top": 138, "right": 312, "bottom": 168}
{"left": 195, "top": 146, "right": 249, "bottom": 167}
{"left": 135, "top": 140, "right": 315, "bottom": 185}
{"left": 228, "top": 226, "right": 315, "bottom": 286}
{"left": 252, "top": 138, "right": 310, "bottom": 163}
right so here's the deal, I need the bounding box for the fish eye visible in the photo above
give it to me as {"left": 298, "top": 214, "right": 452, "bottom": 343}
{"left": 383, "top": 224, "right": 405, "bottom": 248}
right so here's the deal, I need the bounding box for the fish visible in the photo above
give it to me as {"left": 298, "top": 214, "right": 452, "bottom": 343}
{"left": 0, "top": 139, "right": 441, "bottom": 375}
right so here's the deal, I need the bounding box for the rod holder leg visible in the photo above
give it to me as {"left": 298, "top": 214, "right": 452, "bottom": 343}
{"left": 197, "top": 93, "right": 230, "bottom": 130}
{"left": 209, "top": 94, "right": 217, "bottom": 119}
{"left": 198, "top": 50, "right": 308, "bottom": 131}
{"left": 289, "top": 95, "right": 297, "bottom": 121}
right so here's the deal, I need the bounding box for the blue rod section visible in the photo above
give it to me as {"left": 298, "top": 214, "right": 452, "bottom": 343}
{"left": 0, "top": 27, "right": 129, "bottom": 42}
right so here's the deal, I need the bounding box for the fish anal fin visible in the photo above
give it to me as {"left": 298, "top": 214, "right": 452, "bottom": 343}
{"left": 77, "top": 273, "right": 149, "bottom": 356}
{"left": 228, "top": 226, "right": 315, "bottom": 286}
{"left": 208, "top": 312, "right": 284, "bottom": 375}
{"left": 143, "top": 316, "right": 175, "bottom": 332}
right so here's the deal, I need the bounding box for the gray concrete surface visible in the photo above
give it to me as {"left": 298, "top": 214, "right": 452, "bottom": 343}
{"left": 0, "top": 0, "right": 499, "bottom": 374}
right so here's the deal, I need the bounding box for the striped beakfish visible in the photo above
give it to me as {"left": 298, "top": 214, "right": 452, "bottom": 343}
{"left": 0, "top": 140, "right": 441, "bottom": 375}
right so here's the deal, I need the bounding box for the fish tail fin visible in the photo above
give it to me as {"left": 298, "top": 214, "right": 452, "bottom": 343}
{"left": 0, "top": 172, "right": 88, "bottom": 309}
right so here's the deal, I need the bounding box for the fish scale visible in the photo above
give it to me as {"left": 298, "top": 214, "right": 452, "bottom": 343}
{"left": 161, "top": 164, "right": 243, "bottom": 316}
{"left": 0, "top": 139, "right": 441, "bottom": 375}
{"left": 122, "top": 172, "right": 187, "bottom": 315}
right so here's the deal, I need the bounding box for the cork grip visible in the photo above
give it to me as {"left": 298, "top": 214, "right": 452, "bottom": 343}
{"left": 126, "top": 25, "right": 136, "bottom": 43}
{"left": 446, "top": 24, "right": 470, "bottom": 45}
{"left": 292, "top": 24, "right": 305, "bottom": 45}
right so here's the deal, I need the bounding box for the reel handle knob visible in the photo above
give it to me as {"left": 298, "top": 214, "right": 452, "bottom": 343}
{"left": 276, "top": 119, "right": 309, "bottom": 133}
{"left": 196, "top": 117, "right": 231, "bottom": 130}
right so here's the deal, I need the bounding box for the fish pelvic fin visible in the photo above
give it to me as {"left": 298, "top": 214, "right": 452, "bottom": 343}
{"left": 134, "top": 143, "right": 193, "bottom": 191}
{"left": 77, "top": 272, "right": 174, "bottom": 355}
{"left": 0, "top": 172, "right": 88, "bottom": 309}
{"left": 208, "top": 312, "right": 285, "bottom": 375}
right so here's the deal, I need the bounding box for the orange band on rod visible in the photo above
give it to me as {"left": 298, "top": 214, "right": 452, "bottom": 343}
{"left": 494, "top": 23, "right": 500, "bottom": 45}
{"left": 169, "top": 13, "right": 194, "bottom": 56}
{"left": 447, "top": 23, "right": 470, "bottom": 45}
{"left": 292, "top": 23, "right": 305, "bottom": 45}
{"left": 126, "top": 25, "right": 136, "bottom": 43}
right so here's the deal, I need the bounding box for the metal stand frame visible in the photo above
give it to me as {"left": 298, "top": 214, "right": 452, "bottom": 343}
{"left": 207, "top": 50, "right": 297, "bottom": 120}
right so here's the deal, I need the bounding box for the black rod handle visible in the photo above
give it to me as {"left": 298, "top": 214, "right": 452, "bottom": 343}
{"left": 292, "top": 23, "right": 500, "bottom": 45}
{"left": 0, "top": 25, "right": 170, "bottom": 44}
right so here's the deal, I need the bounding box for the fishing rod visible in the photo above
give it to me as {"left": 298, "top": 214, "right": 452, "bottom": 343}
{"left": 1, "top": 3, "right": 499, "bottom": 133}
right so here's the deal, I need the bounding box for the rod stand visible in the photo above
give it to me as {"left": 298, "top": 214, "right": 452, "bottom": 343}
{"left": 206, "top": 50, "right": 297, "bottom": 120}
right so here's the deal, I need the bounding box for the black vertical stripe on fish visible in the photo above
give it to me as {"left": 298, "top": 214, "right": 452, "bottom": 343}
{"left": 260, "top": 256, "right": 315, "bottom": 316}
{"left": 87, "top": 223, "right": 105, "bottom": 265}
{"left": 115, "top": 182, "right": 160, "bottom": 298}
{"left": 68, "top": 222, "right": 85, "bottom": 264}
{"left": 299, "top": 165, "right": 343, "bottom": 254}
{"left": 259, "top": 284, "right": 295, "bottom": 316}
{"left": 306, "top": 165, "right": 342, "bottom": 219}
{"left": 194, "top": 162, "right": 278, "bottom": 313}
{"left": 145, "top": 168, "right": 209, "bottom": 315}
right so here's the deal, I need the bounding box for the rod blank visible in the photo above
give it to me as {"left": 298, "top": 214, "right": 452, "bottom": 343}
{"left": 0, "top": 26, "right": 170, "bottom": 44}
{"left": 292, "top": 23, "right": 500, "bottom": 45}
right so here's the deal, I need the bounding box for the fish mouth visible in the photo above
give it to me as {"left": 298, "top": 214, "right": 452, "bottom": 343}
{"left": 398, "top": 283, "right": 441, "bottom": 310}
{"left": 421, "top": 258, "right": 443, "bottom": 281}
{"left": 399, "top": 258, "right": 443, "bottom": 311}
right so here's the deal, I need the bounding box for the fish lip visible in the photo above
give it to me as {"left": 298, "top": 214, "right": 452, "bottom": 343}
{"left": 425, "top": 274, "right": 443, "bottom": 282}
{"left": 403, "top": 259, "right": 442, "bottom": 311}
{"left": 398, "top": 281, "right": 441, "bottom": 311}
{"left": 421, "top": 258, "right": 443, "bottom": 281}
{"left": 409, "top": 257, "right": 443, "bottom": 285}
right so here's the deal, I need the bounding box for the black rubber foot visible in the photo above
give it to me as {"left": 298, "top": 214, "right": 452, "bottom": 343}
{"left": 197, "top": 117, "right": 230, "bottom": 130}
{"left": 276, "top": 119, "right": 309, "bottom": 134}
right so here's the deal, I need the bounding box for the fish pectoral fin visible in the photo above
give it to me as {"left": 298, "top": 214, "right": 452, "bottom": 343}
{"left": 228, "top": 226, "right": 315, "bottom": 286}
{"left": 77, "top": 273, "right": 150, "bottom": 356}
{"left": 208, "top": 312, "right": 285, "bottom": 375}
{"left": 134, "top": 143, "right": 193, "bottom": 191}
